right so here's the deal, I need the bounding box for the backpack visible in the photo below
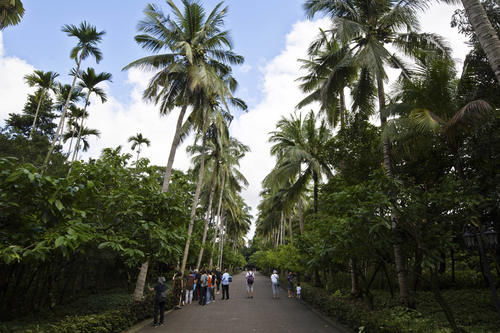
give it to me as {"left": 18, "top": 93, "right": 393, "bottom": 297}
{"left": 228, "top": 275, "right": 232, "bottom": 283}
{"left": 247, "top": 272, "right": 254, "bottom": 285}
{"left": 186, "top": 275, "right": 195, "bottom": 290}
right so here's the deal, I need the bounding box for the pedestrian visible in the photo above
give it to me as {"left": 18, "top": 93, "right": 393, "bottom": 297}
{"left": 185, "top": 271, "right": 195, "bottom": 305}
{"left": 271, "top": 270, "right": 280, "bottom": 299}
{"left": 209, "top": 270, "right": 216, "bottom": 302}
{"left": 246, "top": 267, "right": 255, "bottom": 298}
{"left": 287, "top": 271, "right": 294, "bottom": 298}
{"left": 215, "top": 267, "right": 222, "bottom": 294}
{"left": 206, "top": 272, "right": 212, "bottom": 304}
{"left": 199, "top": 269, "right": 208, "bottom": 305}
{"left": 296, "top": 283, "right": 301, "bottom": 299}
{"left": 221, "top": 268, "right": 231, "bottom": 300}
{"left": 148, "top": 276, "right": 166, "bottom": 327}
{"left": 193, "top": 269, "right": 201, "bottom": 301}
{"left": 172, "top": 271, "right": 183, "bottom": 309}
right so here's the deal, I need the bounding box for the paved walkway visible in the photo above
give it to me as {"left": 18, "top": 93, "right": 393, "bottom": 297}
{"left": 139, "top": 271, "right": 349, "bottom": 333}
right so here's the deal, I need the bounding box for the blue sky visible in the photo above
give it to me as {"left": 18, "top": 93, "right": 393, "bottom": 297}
{"left": 3, "top": 0, "right": 306, "bottom": 108}
{"left": 0, "top": 1, "right": 469, "bottom": 237}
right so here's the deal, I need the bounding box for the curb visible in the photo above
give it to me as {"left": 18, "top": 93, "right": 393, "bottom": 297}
{"left": 121, "top": 309, "right": 173, "bottom": 333}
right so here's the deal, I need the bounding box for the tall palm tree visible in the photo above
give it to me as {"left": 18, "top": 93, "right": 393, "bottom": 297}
{"left": 304, "top": 0, "right": 450, "bottom": 307}
{"left": 459, "top": 0, "right": 500, "bottom": 83}
{"left": 0, "top": 0, "right": 24, "bottom": 29}
{"left": 71, "top": 67, "right": 112, "bottom": 162}
{"left": 66, "top": 106, "right": 88, "bottom": 156}
{"left": 24, "top": 70, "right": 60, "bottom": 139}
{"left": 267, "top": 110, "right": 332, "bottom": 214}
{"left": 63, "top": 125, "right": 100, "bottom": 158}
{"left": 128, "top": 133, "right": 151, "bottom": 164}
{"left": 123, "top": 0, "right": 244, "bottom": 194}
{"left": 43, "top": 21, "right": 105, "bottom": 170}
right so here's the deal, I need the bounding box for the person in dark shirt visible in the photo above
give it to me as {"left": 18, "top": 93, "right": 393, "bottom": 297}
{"left": 215, "top": 267, "right": 222, "bottom": 294}
{"left": 193, "top": 269, "right": 201, "bottom": 301}
{"left": 148, "top": 276, "right": 166, "bottom": 327}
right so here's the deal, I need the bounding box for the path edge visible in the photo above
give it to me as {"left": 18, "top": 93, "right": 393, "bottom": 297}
{"left": 121, "top": 309, "right": 173, "bottom": 333}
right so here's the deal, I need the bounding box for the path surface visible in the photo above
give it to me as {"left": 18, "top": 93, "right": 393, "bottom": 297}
{"left": 139, "top": 271, "right": 348, "bottom": 333}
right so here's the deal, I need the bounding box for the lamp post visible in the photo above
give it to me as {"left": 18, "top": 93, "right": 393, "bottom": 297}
{"left": 462, "top": 223, "right": 500, "bottom": 320}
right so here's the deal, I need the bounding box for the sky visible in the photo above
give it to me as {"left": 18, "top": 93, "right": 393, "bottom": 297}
{"left": 0, "top": 0, "right": 470, "bottom": 239}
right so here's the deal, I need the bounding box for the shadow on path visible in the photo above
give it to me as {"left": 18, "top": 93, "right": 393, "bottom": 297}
{"left": 138, "top": 271, "right": 349, "bottom": 333}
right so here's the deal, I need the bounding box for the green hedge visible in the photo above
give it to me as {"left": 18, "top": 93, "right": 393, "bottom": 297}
{"left": 0, "top": 291, "right": 177, "bottom": 333}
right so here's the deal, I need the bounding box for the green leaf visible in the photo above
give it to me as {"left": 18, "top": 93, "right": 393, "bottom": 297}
{"left": 55, "top": 200, "right": 64, "bottom": 211}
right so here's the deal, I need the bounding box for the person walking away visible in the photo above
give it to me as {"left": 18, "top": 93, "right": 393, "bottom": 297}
{"left": 246, "top": 268, "right": 255, "bottom": 298}
{"left": 199, "top": 270, "right": 208, "bottom": 305}
{"left": 287, "top": 271, "right": 294, "bottom": 298}
{"left": 271, "top": 270, "right": 280, "bottom": 299}
{"left": 206, "top": 272, "right": 212, "bottom": 304}
{"left": 172, "top": 271, "right": 183, "bottom": 308}
{"left": 209, "top": 271, "right": 216, "bottom": 302}
{"left": 148, "top": 276, "right": 166, "bottom": 327}
{"left": 193, "top": 269, "right": 201, "bottom": 301}
{"left": 215, "top": 267, "right": 222, "bottom": 294}
{"left": 185, "top": 271, "right": 195, "bottom": 304}
{"left": 221, "top": 268, "right": 230, "bottom": 300}
{"left": 296, "top": 283, "right": 301, "bottom": 299}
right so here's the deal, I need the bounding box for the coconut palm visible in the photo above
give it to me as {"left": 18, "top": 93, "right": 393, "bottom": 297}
{"left": 123, "top": 0, "right": 244, "bottom": 194}
{"left": 24, "top": 70, "right": 60, "bottom": 139}
{"left": 43, "top": 21, "right": 105, "bottom": 170}
{"left": 70, "top": 67, "right": 112, "bottom": 163}
{"left": 458, "top": 0, "right": 500, "bottom": 83}
{"left": 0, "top": 0, "right": 24, "bottom": 30}
{"left": 267, "top": 110, "right": 332, "bottom": 214}
{"left": 128, "top": 133, "right": 151, "bottom": 164}
{"left": 304, "top": 0, "right": 450, "bottom": 307}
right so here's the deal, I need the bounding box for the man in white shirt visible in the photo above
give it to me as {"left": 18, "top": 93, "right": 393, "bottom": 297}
{"left": 271, "top": 270, "right": 280, "bottom": 299}
{"left": 245, "top": 268, "right": 255, "bottom": 298}
{"left": 221, "top": 269, "right": 231, "bottom": 300}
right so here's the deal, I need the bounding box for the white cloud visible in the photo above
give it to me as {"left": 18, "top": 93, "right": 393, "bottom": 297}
{"left": 237, "top": 63, "right": 252, "bottom": 74}
{"left": 0, "top": 32, "right": 35, "bottom": 124}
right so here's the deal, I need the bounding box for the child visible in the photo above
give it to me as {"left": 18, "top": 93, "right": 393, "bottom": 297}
{"left": 296, "top": 283, "right": 301, "bottom": 299}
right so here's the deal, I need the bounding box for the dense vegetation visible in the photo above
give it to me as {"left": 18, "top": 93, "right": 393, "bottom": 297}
{"left": 1, "top": 0, "right": 500, "bottom": 332}
{"left": 250, "top": 0, "right": 500, "bottom": 332}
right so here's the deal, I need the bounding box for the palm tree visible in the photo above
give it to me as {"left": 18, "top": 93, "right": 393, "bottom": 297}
{"left": 123, "top": 0, "right": 244, "bottom": 194}
{"left": 43, "top": 21, "right": 105, "bottom": 170}
{"left": 63, "top": 125, "right": 100, "bottom": 157}
{"left": 66, "top": 106, "right": 88, "bottom": 156}
{"left": 71, "top": 67, "right": 112, "bottom": 163}
{"left": 0, "top": 0, "right": 24, "bottom": 29}
{"left": 128, "top": 133, "right": 151, "bottom": 164}
{"left": 304, "top": 0, "right": 450, "bottom": 307}
{"left": 267, "top": 110, "right": 332, "bottom": 214}
{"left": 459, "top": 0, "right": 500, "bottom": 84}
{"left": 24, "top": 70, "right": 60, "bottom": 139}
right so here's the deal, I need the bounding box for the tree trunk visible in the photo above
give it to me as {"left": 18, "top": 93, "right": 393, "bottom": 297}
{"left": 67, "top": 118, "right": 77, "bottom": 156}
{"left": 218, "top": 216, "right": 226, "bottom": 269}
{"left": 430, "top": 268, "right": 461, "bottom": 333}
{"left": 461, "top": 0, "right": 500, "bottom": 84}
{"left": 133, "top": 261, "right": 149, "bottom": 301}
{"left": 377, "top": 74, "right": 412, "bottom": 308}
{"left": 288, "top": 217, "right": 293, "bottom": 245}
{"left": 43, "top": 51, "right": 84, "bottom": 172}
{"left": 180, "top": 127, "right": 207, "bottom": 275}
{"left": 350, "top": 258, "right": 361, "bottom": 297}
{"left": 313, "top": 172, "right": 319, "bottom": 213}
{"left": 298, "top": 198, "right": 304, "bottom": 234}
{"left": 71, "top": 91, "right": 91, "bottom": 162}
{"left": 208, "top": 175, "right": 225, "bottom": 270}
{"left": 29, "top": 89, "right": 45, "bottom": 139}
{"left": 196, "top": 136, "right": 215, "bottom": 270}
{"left": 161, "top": 94, "right": 189, "bottom": 193}
{"left": 339, "top": 88, "right": 345, "bottom": 130}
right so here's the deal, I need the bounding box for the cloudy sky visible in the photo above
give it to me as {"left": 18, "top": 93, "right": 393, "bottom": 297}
{"left": 0, "top": 1, "right": 469, "bottom": 238}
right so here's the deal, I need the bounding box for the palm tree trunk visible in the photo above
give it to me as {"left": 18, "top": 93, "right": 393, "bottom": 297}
{"left": 180, "top": 127, "right": 207, "bottom": 275}
{"left": 29, "top": 89, "right": 45, "bottom": 139}
{"left": 350, "top": 258, "right": 361, "bottom": 297}
{"left": 136, "top": 146, "right": 141, "bottom": 164}
{"left": 313, "top": 172, "right": 319, "bottom": 213}
{"left": 377, "top": 75, "right": 412, "bottom": 308}
{"left": 208, "top": 174, "right": 225, "bottom": 270}
{"left": 339, "top": 88, "right": 346, "bottom": 130}
{"left": 196, "top": 136, "right": 216, "bottom": 270}
{"left": 288, "top": 217, "right": 293, "bottom": 245}
{"left": 218, "top": 216, "right": 226, "bottom": 269}
{"left": 71, "top": 91, "right": 91, "bottom": 162}
{"left": 162, "top": 94, "right": 189, "bottom": 193}
{"left": 43, "top": 51, "right": 84, "bottom": 172}
{"left": 133, "top": 261, "right": 149, "bottom": 301}
{"left": 67, "top": 119, "right": 76, "bottom": 156}
{"left": 298, "top": 198, "right": 304, "bottom": 234}
{"left": 461, "top": 0, "right": 500, "bottom": 84}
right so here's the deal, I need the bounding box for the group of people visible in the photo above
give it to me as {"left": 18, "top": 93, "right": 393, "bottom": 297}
{"left": 149, "top": 267, "right": 231, "bottom": 327}
{"left": 149, "top": 267, "right": 302, "bottom": 327}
